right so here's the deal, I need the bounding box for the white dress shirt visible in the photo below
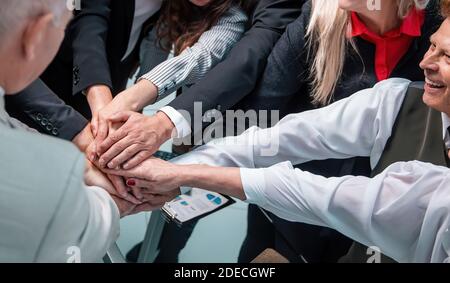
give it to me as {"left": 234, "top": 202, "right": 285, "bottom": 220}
{"left": 122, "top": 0, "right": 162, "bottom": 61}
{"left": 173, "top": 78, "right": 450, "bottom": 262}
{"left": 140, "top": 6, "right": 247, "bottom": 138}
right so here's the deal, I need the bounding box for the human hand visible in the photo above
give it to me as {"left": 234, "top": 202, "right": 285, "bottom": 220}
{"left": 84, "top": 160, "right": 142, "bottom": 205}
{"left": 137, "top": 187, "right": 181, "bottom": 205}
{"left": 110, "top": 195, "right": 137, "bottom": 218}
{"left": 86, "top": 123, "right": 147, "bottom": 202}
{"left": 93, "top": 80, "right": 159, "bottom": 144}
{"left": 106, "top": 158, "right": 247, "bottom": 201}
{"left": 95, "top": 111, "right": 175, "bottom": 170}
{"left": 110, "top": 196, "right": 160, "bottom": 218}
{"left": 72, "top": 123, "right": 95, "bottom": 152}
{"left": 110, "top": 188, "right": 180, "bottom": 218}
{"left": 85, "top": 85, "right": 113, "bottom": 136}
{"left": 103, "top": 157, "right": 184, "bottom": 195}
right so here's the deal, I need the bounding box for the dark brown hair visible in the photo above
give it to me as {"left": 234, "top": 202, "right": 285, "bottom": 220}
{"left": 156, "top": 0, "right": 254, "bottom": 55}
{"left": 442, "top": 0, "right": 450, "bottom": 16}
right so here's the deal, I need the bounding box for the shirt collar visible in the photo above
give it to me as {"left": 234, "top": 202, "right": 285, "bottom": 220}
{"left": 0, "top": 86, "right": 7, "bottom": 126}
{"left": 442, "top": 113, "right": 450, "bottom": 142}
{"left": 350, "top": 8, "right": 425, "bottom": 38}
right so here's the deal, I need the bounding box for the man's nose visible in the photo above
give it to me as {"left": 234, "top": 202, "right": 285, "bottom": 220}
{"left": 420, "top": 54, "right": 439, "bottom": 72}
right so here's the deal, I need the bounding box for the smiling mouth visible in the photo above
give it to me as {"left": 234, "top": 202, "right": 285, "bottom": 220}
{"left": 425, "top": 77, "right": 446, "bottom": 89}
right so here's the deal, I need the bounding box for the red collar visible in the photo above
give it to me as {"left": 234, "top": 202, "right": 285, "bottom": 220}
{"left": 350, "top": 8, "right": 425, "bottom": 39}
{"left": 349, "top": 8, "right": 425, "bottom": 81}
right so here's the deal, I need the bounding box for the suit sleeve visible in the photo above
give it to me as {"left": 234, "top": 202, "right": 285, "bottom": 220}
{"left": 5, "top": 79, "right": 88, "bottom": 141}
{"left": 167, "top": 0, "right": 303, "bottom": 131}
{"left": 35, "top": 155, "right": 120, "bottom": 263}
{"left": 243, "top": 1, "right": 312, "bottom": 113}
{"left": 69, "top": 0, "right": 113, "bottom": 94}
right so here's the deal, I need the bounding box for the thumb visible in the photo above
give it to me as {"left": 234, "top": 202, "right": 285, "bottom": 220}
{"left": 95, "top": 117, "right": 110, "bottom": 146}
{"left": 108, "top": 111, "right": 135, "bottom": 124}
{"left": 91, "top": 115, "right": 99, "bottom": 137}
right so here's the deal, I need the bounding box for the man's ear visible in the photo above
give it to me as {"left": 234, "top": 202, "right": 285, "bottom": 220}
{"left": 21, "top": 13, "right": 54, "bottom": 61}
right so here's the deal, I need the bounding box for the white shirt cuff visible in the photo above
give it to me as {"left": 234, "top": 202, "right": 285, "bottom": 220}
{"left": 159, "top": 106, "right": 192, "bottom": 138}
{"left": 88, "top": 186, "right": 121, "bottom": 220}
{"left": 239, "top": 168, "right": 267, "bottom": 206}
{"left": 85, "top": 186, "right": 121, "bottom": 241}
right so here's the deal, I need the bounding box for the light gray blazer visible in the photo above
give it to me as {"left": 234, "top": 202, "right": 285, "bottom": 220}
{"left": 0, "top": 95, "right": 119, "bottom": 263}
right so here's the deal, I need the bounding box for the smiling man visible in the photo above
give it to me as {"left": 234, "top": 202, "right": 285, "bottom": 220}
{"left": 105, "top": 0, "right": 450, "bottom": 263}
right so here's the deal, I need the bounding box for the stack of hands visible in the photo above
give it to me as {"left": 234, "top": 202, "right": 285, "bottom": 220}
{"left": 75, "top": 83, "right": 183, "bottom": 218}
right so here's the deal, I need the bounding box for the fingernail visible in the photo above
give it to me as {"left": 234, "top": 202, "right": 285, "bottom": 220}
{"left": 123, "top": 164, "right": 129, "bottom": 170}
{"left": 127, "top": 179, "right": 136, "bottom": 186}
{"left": 108, "top": 162, "right": 115, "bottom": 169}
{"left": 99, "top": 158, "right": 105, "bottom": 167}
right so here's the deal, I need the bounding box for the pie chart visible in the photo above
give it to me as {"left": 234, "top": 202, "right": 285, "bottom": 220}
{"left": 206, "top": 194, "right": 222, "bottom": 205}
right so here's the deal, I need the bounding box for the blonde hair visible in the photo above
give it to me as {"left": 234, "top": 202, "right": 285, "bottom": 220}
{"left": 306, "top": 0, "right": 430, "bottom": 106}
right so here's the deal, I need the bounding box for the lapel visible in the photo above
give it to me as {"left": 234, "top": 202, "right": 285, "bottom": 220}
{"left": 118, "top": 0, "right": 136, "bottom": 60}
{"left": 118, "top": 0, "right": 160, "bottom": 60}
{"left": 0, "top": 96, "right": 8, "bottom": 124}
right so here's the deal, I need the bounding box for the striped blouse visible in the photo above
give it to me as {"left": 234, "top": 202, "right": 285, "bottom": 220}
{"left": 140, "top": 5, "right": 248, "bottom": 98}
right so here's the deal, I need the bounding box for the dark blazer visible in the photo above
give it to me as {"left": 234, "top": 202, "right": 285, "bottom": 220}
{"left": 41, "top": 0, "right": 159, "bottom": 118}
{"left": 241, "top": 1, "right": 440, "bottom": 114}
{"left": 168, "top": 0, "right": 304, "bottom": 131}
{"left": 239, "top": 0, "right": 443, "bottom": 262}
{"left": 4, "top": 79, "right": 88, "bottom": 141}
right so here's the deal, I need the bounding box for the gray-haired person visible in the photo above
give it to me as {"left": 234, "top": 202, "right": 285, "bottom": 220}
{"left": 0, "top": 0, "right": 170, "bottom": 262}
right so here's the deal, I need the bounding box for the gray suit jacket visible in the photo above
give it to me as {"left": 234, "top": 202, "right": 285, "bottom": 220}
{"left": 0, "top": 95, "right": 119, "bottom": 262}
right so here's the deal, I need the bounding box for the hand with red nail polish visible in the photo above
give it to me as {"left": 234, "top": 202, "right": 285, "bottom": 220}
{"left": 84, "top": 160, "right": 142, "bottom": 205}
{"left": 103, "top": 157, "right": 182, "bottom": 195}
{"left": 126, "top": 179, "right": 136, "bottom": 187}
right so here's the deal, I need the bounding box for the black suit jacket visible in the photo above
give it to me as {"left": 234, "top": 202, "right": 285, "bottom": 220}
{"left": 41, "top": 0, "right": 159, "bottom": 118}
{"left": 4, "top": 79, "right": 88, "bottom": 141}
{"left": 168, "top": 0, "right": 303, "bottom": 133}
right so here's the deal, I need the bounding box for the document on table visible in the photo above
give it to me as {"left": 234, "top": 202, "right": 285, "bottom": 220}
{"left": 161, "top": 188, "right": 235, "bottom": 225}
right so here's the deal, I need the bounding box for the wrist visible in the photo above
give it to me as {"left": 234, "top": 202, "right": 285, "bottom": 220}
{"left": 156, "top": 111, "right": 176, "bottom": 140}
{"left": 118, "top": 90, "right": 143, "bottom": 112}
{"left": 109, "top": 80, "right": 158, "bottom": 112}
{"left": 86, "top": 85, "right": 113, "bottom": 112}
{"left": 73, "top": 124, "right": 94, "bottom": 152}
{"left": 135, "top": 79, "right": 158, "bottom": 108}
{"left": 178, "top": 164, "right": 206, "bottom": 188}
